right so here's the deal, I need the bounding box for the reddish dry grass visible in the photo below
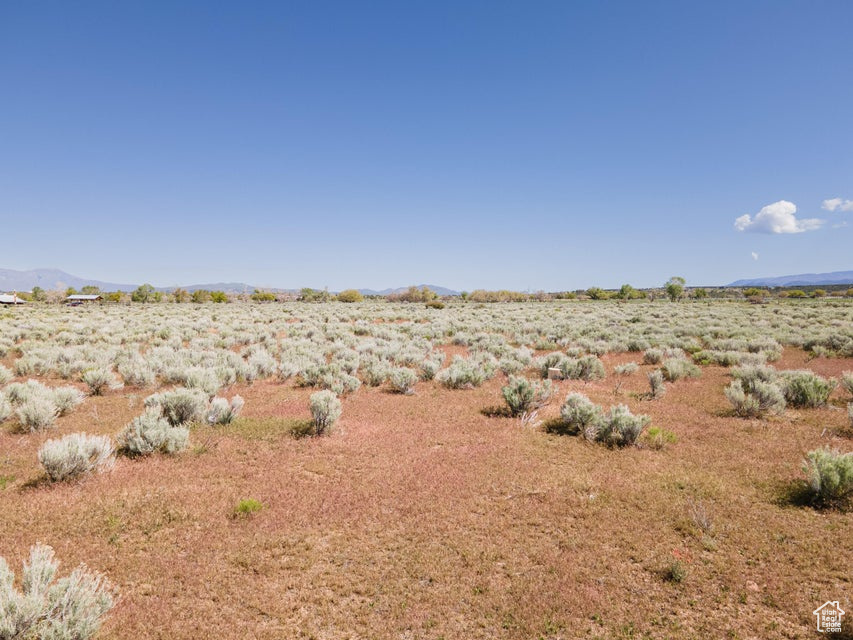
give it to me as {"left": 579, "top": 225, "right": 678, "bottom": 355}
{"left": 1, "top": 350, "right": 851, "bottom": 639}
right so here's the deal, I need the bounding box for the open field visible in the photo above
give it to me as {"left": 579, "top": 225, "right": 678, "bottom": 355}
{"left": 1, "top": 300, "right": 851, "bottom": 639}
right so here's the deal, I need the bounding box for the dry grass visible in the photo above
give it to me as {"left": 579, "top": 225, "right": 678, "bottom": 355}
{"left": 1, "top": 350, "right": 851, "bottom": 638}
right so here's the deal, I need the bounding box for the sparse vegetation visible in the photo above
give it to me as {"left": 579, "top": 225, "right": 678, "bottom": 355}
{"left": 0, "top": 298, "right": 851, "bottom": 638}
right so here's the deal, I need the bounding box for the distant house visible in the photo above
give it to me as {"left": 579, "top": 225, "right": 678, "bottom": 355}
{"left": 66, "top": 294, "right": 102, "bottom": 304}
{"left": 0, "top": 294, "right": 26, "bottom": 305}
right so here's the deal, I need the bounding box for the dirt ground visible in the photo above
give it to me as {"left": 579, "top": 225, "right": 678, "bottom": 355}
{"left": 1, "top": 350, "right": 851, "bottom": 639}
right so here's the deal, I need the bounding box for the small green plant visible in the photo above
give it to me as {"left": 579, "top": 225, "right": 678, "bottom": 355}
{"left": 309, "top": 390, "right": 341, "bottom": 435}
{"left": 666, "top": 560, "right": 687, "bottom": 583}
{"left": 644, "top": 426, "right": 677, "bottom": 449}
{"left": 802, "top": 447, "right": 853, "bottom": 507}
{"left": 233, "top": 498, "right": 264, "bottom": 518}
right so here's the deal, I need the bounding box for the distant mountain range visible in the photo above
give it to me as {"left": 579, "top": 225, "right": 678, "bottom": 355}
{"left": 358, "top": 285, "right": 460, "bottom": 296}
{"left": 0, "top": 268, "right": 460, "bottom": 296}
{"left": 0, "top": 268, "right": 140, "bottom": 293}
{"left": 728, "top": 270, "right": 853, "bottom": 287}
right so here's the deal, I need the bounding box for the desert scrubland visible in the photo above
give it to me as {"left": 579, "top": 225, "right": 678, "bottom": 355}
{"left": 1, "top": 299, "right": 851, "bottom": 639}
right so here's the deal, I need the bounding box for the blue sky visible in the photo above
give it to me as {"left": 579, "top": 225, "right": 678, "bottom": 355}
{"left": 1, "top": 1, "right": 851, "bottom": 290}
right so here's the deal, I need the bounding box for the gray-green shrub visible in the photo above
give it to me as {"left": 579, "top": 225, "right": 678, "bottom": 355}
{"left": 16, "top": 395, "right": 59, "bottom": 431}
{"left": 502, "top": 376, "right": 552, "bottom": 417}
{"left": 724, "top": 379, "right": 786, "bottom": 417}
{"left": 389, "top": 367, "right": 418, "bottom": 394}
{"left": 595, "top": 404, "right": 651, "bottom": 447}
{"left": 614, "top": 362, "right": 638, "bottom": 376}
{"left": 437, "top": 356, "right": 487, "bottom": 389}
{"left": 309, "top": 390, "right": 341, "bottom": 435}
{"left": 648, "top": 369, "right": 666, "bottom": 398}
{"left": 0, "top": 543, "right": 115, "bottom": 640}
{"left": 81, "top": 367, "right": 123, "bottom": 395}
{"left": 145, "top": 388, "right": 208, "bottom": 425}
{"left": 840, "top": 371, "right": 853, "bottom": 398}
{"left": 780, "top": 370, "right": 836, "bottom": 408}
{"left": 802, "top": 447, "right": 853, "bottom": 505}
{"left": 38, "top": 433, "right": 114, "bottom": 482}
{"left": 117, "top": 411, "right": 189, "bottom": 456}
{"left": 559, "top": 393, "right": 604, "bottom": 439}
{"left": 661, "top": 358, "right": 701, "bottom": 382}
{"left": 207, "top": 395, "right": 245, "bottom": 425}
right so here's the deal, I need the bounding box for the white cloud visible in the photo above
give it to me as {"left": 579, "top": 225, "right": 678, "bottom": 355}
{"left": 822, "top": 197, "right": 853, "bottom": 212}
{"left": 734, "top": 200, "right": 824, "bottom": 234}
{"left": 751, "top": 252, "right": 759, "bottom": 261}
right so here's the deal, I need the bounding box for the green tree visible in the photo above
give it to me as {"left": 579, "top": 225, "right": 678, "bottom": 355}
{"left": 616, "top": 284, "right": 635, "bottom": 300}
{"left": 31, "top": 286, "right": 46, "bottom": 302}
{"left": 251, "top": 289, "right": 276, "bottom": 302}
{"left": 586, "top": 287, "right": 610, "bottom": 300}
{"left": 337, "top": 289, "right": 364, "bottom": 303}
{"left": 80, "top": 285, "right": 101, "bottom": 295}
{"left": 665, "top": 277, "right": 686, "bottom": 302}
{"left": 131, "top": 283, "right": 155, "bottom": 303}
{"left": 172, "top": 288, "right": 190, "bottom": 303}
{"left": 299, "top": 288, "right": 330, "bottom": 302}
{"left": 693, "top": 288, "right": 708, "bottom": 299}
{"left": 210, "top": 291, "right": 228, "bottom": 303}
{"left": 191, "top": 289, "right": 211, "bottom": 303}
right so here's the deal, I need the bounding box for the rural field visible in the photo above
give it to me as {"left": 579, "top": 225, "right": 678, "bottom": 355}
{"left": 1, "top": 299, "right": 851, "bottom": 639}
